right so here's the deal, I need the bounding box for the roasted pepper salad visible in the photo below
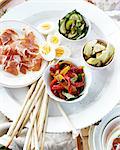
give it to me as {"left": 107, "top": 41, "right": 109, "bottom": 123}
{"left": 50, "top": 60, "right": 85, "bottom": 101}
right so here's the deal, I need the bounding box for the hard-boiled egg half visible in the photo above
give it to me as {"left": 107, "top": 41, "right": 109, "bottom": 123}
{"left": 40, "top": 42, "right": 55, "bottom": 61}
{"left": 55, "top": 46, "right": 71, "bottom": 59}
{"left": 47, "top": 33, "right": 61, "bottom": 47}
{"left": 37, "top": 22, "right": 54, "bottom": 35}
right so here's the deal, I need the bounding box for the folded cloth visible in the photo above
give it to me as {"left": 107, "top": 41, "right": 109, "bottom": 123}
{"left": 0, "top": 121, "right": 76, "bottom": 150}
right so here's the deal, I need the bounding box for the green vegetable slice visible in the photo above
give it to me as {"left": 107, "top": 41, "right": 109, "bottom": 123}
{"left": 68, "top": 30, "right": 78, "bottom": 39}
{"left": 69, "top": 13, "right": 83, "bottom": 21}
{"left": 71, "top": 77, "right": 78, "bottom": 83}
{"left": 66, "top": 20, "right": 75, "bottom": 30}
{"left": 62, "top": 92, "right": 75, "bottom": 99}
{"left": 59, "top": 19, "right": 66, "bottom": 34}
{"left": 77, "top": 74, "right": 82, "bottom": 81}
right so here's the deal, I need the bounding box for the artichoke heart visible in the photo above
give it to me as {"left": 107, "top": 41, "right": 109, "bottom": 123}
{"left": 97, "top": 45, "right": 114, "bottom": 64}
{"left": 93, "top": 43, "right": 106, "bottom": 53}
{"left": 83, "top": 40, "right": 97, "bottom": 58}
{"left": 87, "top": 58, "right": 101, "bottom": 66}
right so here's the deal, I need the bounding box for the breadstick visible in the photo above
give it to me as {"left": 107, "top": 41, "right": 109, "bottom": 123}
{"left": 7, "top": 82, "right": 36, "bottom": 136}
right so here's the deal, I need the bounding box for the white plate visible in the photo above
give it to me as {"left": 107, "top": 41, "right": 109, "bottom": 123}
{"left": 0, "top": 20, "right": 48, "bottom": 88}
{"left": 0, "top": 1, "right": 120, "bottom": 133}
{"left": 88, "top": 105, "right": 120, "bottom": 150}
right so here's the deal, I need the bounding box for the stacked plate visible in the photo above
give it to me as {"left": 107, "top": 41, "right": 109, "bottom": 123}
{"left": 89, "top": 105, "right": 120, "bottom": 150}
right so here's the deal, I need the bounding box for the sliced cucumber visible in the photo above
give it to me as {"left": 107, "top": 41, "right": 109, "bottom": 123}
{"left": 71, "top": 27, "right": 76, "bottom": 34}
{"left": 66, "top": 19, "right": 75, "bottom": 30}
{"left": 69, "top": 13, "right": 83, "bottom": 22}
{"left": 77, "top": 33, "right": 86, "bottom": 39}
{"left": 80, "top": 23, "right": 85, "bottom": 31}
{"left": 59, "top": 19, "right": 66, "bottom": 34}
{"left": 68, "top": 30, "right": 78, "bottom": 39}
{"left": 76, "top": 20, "right": 81, "bottom": 27}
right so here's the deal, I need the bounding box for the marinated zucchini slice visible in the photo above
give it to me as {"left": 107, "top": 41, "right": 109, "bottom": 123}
{"left": 69, "top": 13, "right": 83, "bottom": 22}
{"left": 66, "top": 20, "right": 75, "bottom": 30}
{"left": 59, "top": 19, "right": 66, "bottom": 34}
{"left": 68, "top": 30, "right": 78, "bottom": 39}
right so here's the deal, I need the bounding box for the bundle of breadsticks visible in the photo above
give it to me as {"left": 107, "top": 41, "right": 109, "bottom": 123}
{"left": 0, "top": 75, "right": 49, "bottom": 150}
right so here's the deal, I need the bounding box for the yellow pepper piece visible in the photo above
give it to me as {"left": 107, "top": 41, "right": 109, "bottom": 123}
{"left": 60, "top": 66, "right": 70, "bottom": 75}
{"left": 55, "top": 74, "right": 64, "bottom": 81}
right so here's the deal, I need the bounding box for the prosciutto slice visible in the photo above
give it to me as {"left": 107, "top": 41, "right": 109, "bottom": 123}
{"left": 0, "top": 29, "right": 42, "bottom": 75}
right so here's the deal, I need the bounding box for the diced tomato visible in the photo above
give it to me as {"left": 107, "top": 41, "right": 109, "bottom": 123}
{"left": 5, "top": 61, "right": 18, "bottom": 76}
{"left": 77, "top": 66, "right": 83, "bottom": 74}
{"left": 50, "top": 67, "right": 55, "bottom": 73}
{"left": 55, "top": 64, "right": 60, "bottom": 70}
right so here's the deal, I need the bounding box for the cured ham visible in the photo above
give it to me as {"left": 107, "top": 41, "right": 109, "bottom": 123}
{"left": 0, "top": 29, "right": 42, "bottom": 76}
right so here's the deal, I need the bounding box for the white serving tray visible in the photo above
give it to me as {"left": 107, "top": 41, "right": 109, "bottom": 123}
{"left": 0, "top": 1, "right": 120, "bottom": 133}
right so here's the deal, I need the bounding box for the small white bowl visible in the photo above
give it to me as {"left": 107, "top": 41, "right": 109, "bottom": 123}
{"left": 58, "top": 14, "right": 91, "bottom": 42}
{"left": 44, "top": 57, "right": 92, "bottom": 103}
{"left": 82, "top": 39, "right": 115, "bottom": 70}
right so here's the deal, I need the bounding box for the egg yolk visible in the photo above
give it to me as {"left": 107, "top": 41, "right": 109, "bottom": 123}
{"left": 42, "top": 43, "right": 51, "bottom": 55}
{"left": 41, "top": 23, "right": 51, "bottom": 30}
{"left": 56, "top": 47, "right": 64, "bottom": 57}
{"left": 51, "top": 36, "right": 59, "bottom": 44}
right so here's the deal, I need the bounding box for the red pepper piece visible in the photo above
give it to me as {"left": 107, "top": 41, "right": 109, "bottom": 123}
{"left": 64, "top": 75, "right": 71, "bottom": 87}
{"left": 73, "top": 82, "right": 84, "bottom": 88}
{"left": 52, "top": 84, "right": 65, "bottom": 91}
{"left": 50, "top": 79, "right": 57, "bottom": 88}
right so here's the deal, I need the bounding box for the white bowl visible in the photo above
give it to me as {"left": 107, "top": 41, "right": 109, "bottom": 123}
{"left": 82, "top": 39, "right": 115, "bottom": 70}
{"left": 44, "top": 57, "right": 92, "bottom": 103}
{"left": 58, "top": 14, "right": 91, "bottom": 42}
